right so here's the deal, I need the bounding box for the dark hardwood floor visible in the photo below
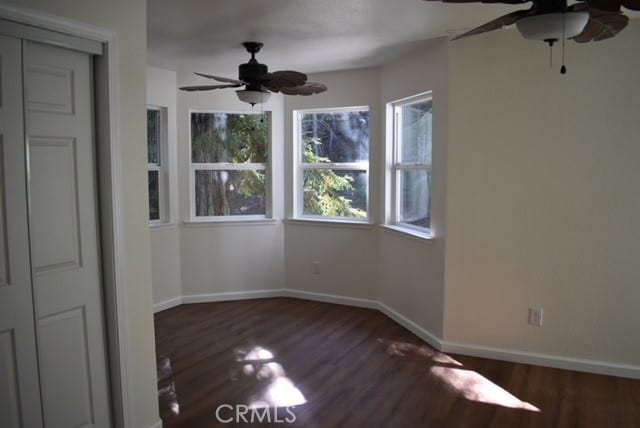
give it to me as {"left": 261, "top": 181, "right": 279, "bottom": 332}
{"left": 154, "top": 298, "right": 640, "bottom": 427}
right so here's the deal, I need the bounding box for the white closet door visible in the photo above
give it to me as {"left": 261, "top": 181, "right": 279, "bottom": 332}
{"left": 0, "top": 34, "right": 44, "bottom": 428}
{"left": 24, "top": 40, "right": 111, "bottom": 428}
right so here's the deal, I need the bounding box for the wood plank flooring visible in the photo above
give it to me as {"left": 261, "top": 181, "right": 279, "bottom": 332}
{"left": 154, "top": 298, "right": 640, "bottom": 427}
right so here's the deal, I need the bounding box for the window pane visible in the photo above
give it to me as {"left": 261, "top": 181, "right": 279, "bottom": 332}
{"left": 147, "top": 109, "right": 161, "bottom": 164}
{"left": 399, "top": 170, "right": 431, "bottom": 229}
{"left": 400, "top": 100, "right": 432, "bottom": 164}
{"left": 195, "top": 170, "right": 266, "bottom": 216}
{"left": 300, "top": 110, "right": 369, "bottom": 163}
{"left": 148, "top": 170, "right": 160, "bottom": 221}
{"left": 303, "top": 169, "right": 367, "bottom": 219}
{"left": 191, "top": 112, "right": 269, "bottom": 164}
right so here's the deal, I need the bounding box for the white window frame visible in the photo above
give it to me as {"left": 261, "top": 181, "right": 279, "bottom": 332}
{"left": 388, "top": 92, "right": 433, "bottom": 236}
{"left": 293, "top": 106, "right": 370, "bottom": 223}
{"left": 188, "top": 109, "right": 272, "bottom": 222}
{"left": 147, "top": 105, "right": 169, "bottom": 225}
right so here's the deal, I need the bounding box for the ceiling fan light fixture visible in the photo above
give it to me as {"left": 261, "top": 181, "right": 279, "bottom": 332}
{"left": 236, "top": 89, "right": 271, "bottom": 106}
{"left": 516, "top": 11, "right": 589, "bottom": 42}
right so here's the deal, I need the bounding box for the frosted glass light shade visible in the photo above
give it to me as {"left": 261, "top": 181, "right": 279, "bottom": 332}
{"left": 236, "top": 89, "right": 271, "bottom": 105}
{"left": 516, "top": 12, "right": 589, "bottom": 41}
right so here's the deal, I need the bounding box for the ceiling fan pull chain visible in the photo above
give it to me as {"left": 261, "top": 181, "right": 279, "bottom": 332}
{"left": 549, "top": 43, "right": 553, "bottom": 69}
{"left": 561, "top": 12, "right": 567, "bottom": 74}
{"left": 251, "top": 103, "right": 256, "bottom": 130}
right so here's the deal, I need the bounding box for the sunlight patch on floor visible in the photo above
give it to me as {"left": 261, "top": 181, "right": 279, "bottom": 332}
{"left": 250, "top": 376, "right": 307, "bottom": 408}
{"left": 380, "top": 339, "right": 463, "bottom": 366}
{"left": 157, "top": 357, "right": 181, "bottom": 415}
{"left": 234, "top": 345, "right": 307, "bottom": 409}
{"left": 430, "top": 366, "right": 540, "bottom": 412}
{"left": 379, "top": 339, "right": 540, "bottom": 412}
{"left": 237, "top": 346, "right": 274, "bottom": 362}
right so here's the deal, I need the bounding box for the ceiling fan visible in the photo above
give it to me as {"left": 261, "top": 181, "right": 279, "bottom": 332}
{"left": 425, "top": 0, "right": 638, "bottom": 44}
{"left": 179, "top": 42, "right": 327, "bottom": 106}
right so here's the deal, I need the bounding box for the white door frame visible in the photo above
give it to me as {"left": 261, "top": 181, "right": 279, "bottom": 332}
{"left": 0, "top": 4, "right": 133, "bottom": 427}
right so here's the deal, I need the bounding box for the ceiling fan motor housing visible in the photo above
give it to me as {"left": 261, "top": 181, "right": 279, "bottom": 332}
{"left": 239, "top": 61, "right": 268, "bottom": 89}
{"left": 534, "top": 0, "right": 568, "bottom": 14}
{"left": 240, "top": 41, "right": 268, "bottom": 91}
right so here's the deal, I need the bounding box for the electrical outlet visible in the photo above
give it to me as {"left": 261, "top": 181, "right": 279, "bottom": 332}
{"left": 529, "top": 307, "right": 543, "bottom": 326}
{"left": 312, "top": 261, "right": 320, "bottom": 274}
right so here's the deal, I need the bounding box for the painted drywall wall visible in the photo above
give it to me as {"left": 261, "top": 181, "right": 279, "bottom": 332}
{"left": 10, "top": 0, "right": 160, "bottom": 426}
{"left": 378, "top": 39, "right": 448, "bottom": 337}
{"left": 445, "top": 22, "right": 640, "bottom": 366}
{"left": 151, "top": 17, "right": 638, "bottom": 375}
{"left": 285, "top": 222, "right": 378, "bottom": 299}
{"left": 147, "top": 66, "right": 182, "bottom": 306}
{"left": 283, "top": 68, "right": 381, "bottom": 300}
{"left": 177, "top": 72, "right": 286, "bottom": 296}
{"left": 281, "top": 49, "right": 449, "bottom": 335}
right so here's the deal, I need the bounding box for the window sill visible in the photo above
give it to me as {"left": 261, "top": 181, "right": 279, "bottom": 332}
{"left": 149, "top": 222, "right": 177, "bottom": 231}
{"left": 379, "top": 224, "right": 434, "bottom": 243}
{"left": 285, "top": 218, "right": 374, "bottom": 230}
{"left": 183, "top": 218, "right": 279, "bottom": 228}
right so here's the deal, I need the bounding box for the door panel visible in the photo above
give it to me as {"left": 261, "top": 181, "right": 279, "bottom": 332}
{"left": 0, "top": 141, "right": 9, "bottom": 287}
{"left": 29, "top": 137, "right": 82, "bottom": 273}
{"left": 24, "top": 63, "right": 75, "bottom": 115}
{"left": 0, "top": 35, "right": 43, "bottom": 428}
{"left": 24, "top": 40, "right": 111, "bottom": 428}
{"left": 38, "top": 307, "right": 95, "bottom": 428}
{"left": 0, "top": 330, "right": 21, "bottom": 427}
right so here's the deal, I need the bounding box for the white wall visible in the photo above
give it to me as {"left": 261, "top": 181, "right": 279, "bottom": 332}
{"left": 283, "top": 68, "right": 381, "bottom": 300}
{"left": 378, "top": 39, "right": 448, "bottom": 337}
{"left": 147, "top": 66, "right": 182, "bottom": 307}
{"left": 156, "top": 23, "right": 640, "bottom": 376}
{"left": 11, "top": 0, "right": 160, "bottom": 426}
{"left": 445, "top": 22, "right": 640, "bottom": 366}
{"left": 177, "top": 72, "right": 286, "bottom": 296}
{"left": 281, "top": 41, "right": 449, "bottom": 336}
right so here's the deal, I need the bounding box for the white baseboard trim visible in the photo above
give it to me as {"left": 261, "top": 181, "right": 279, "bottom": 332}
{"left": 148, "top": 419, "right": 163, "bottom": 428}
{"left": 377, "top": 302, "right": 442, "bottom": 351}
{"left": 154, "top": 289, "right": 640, "bottom": 380}
{"left": 281, "top": 289, "right": 378, "bottom": 309}
{"left": 441, "top": 341, "right": 640, "bottom": 380}
{"left": 153, "top": 296, "right": 183, "bottom": 313}
{"left": 181, "top": 288, "right": 286, "bottom": 304}
{"left": 280, "top": 289, "right": 442, "bottom": 352}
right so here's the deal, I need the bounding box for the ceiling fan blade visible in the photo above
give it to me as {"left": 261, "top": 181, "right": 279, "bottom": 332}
{"left": 583, "top": 0, "right": 640, "bottom": 10}
{"left": 179, "top": 83, "right": 243, "bottom": 92}
{"left": 259, "top": 70, "right": 308, "bottom": 90}
{"left": 279, "top": 82, "right": 327, "bottom": 96}
{"left": 571, "top": 7, "right": 628, "bottom": 42}
{"left": 194, "top": 72, "right": 245, "bottom": 85}
{"left": 619, "top": 0, "right": 640, "bottom": 9}
{"left": 576, "top": 0, "right": 622, "bottom": 11}
{"left": 451, "top": 9, "right": 531, "bottom": 40}
{"left": 424, "top": 0, "right": 530, "bottom": 4}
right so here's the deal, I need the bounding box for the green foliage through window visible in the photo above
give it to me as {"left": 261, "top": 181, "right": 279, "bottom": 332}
{"left": 191, "top": 113, "right": 268, "bottom": 163}
{"left": 191, "top": 112, "right": 269, "bottom": 217}
{"left": 298, "top": 109, "right": 369, "bottom": 219}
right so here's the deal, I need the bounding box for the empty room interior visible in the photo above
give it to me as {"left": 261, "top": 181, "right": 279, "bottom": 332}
{"left": 1, "top": 0, "right": 639, "bottom": 427}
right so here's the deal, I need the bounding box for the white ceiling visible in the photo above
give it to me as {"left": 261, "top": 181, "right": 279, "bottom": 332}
{"left": 147, "top": 0, "right": 523, "bottom": 77}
